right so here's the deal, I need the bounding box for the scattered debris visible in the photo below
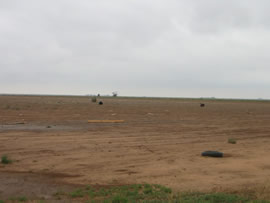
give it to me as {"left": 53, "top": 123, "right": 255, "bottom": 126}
{"left": 201, "top": 151, "right": 223, "bottom": 158}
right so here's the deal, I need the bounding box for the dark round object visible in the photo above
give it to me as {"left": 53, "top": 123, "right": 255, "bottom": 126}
{"left": 98, "top": 101, "right": 103, "bottom": 105}
{"left": 201, "top": 151, "right": 223, "bottom": 158}
{"left": 200, "top": 103, "right": 205, "bottom": 107}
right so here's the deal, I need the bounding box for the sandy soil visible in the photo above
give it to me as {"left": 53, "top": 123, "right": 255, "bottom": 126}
{"left": 0, "top": 95, "right": 270, "bottom": 200}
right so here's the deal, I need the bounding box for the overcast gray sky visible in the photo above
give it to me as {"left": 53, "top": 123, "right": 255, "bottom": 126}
{"left": 1, "top": 0, "right": 270, "bottom": 99}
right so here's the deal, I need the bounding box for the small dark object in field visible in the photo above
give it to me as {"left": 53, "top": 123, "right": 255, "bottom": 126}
{"left": 97, "top": 94, "right": 100, "bottom": 97}
{"left": 99, "top": 101, "right": 103, "bottom": 105}
{"left": 200, "top": 103, "right": 205, "bottom": 107}
{"left": 47, "top": 125, "right": 51, "bottom": 128}
{"left": 201, "top": 151, "right": 223, "bottom": 158}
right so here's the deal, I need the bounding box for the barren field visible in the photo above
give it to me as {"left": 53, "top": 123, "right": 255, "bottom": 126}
{"left": 1, "top": 95, "right": 270, "bottom": 200}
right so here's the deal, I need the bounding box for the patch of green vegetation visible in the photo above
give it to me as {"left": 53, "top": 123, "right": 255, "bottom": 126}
{"left": 1, "top": 155, "right": 12, "bottom": 164}
{"left": 87, "top": 188, "right": 96, "bottom": 198}
{"left": 228, "top": 138, "right": 237, "bottom": 144}
{"left": 154, "top": 184, "right": 172, "bottom": 194}
{"left": 67, "top": 184, "right": 270, "bottom": 202}
{"left": 179, "top": 192, "right": 270, "bottom": 203}
{"left": 69, "top": 189, "right": 85, "bottom": 198}
{"left": 67, "top": 184, "right": 176, "bottom": 202}
{"left": 179, "top": 192, "right": 243, "bottom": 203}
{"left": 18, "top": 196, "right": 27, "bottom": 202}
{"left": 0, "top": 200, "right": 4, "bottom": 203}
{"left": 143, "top": 184, "right": 153, "bottom": 195}
{"left": 4, "top": 184, "right": 270, "bottom": 202}
{"left": 8, "top": 196, "right": 27, "bottom": 202}
{"left": 53, "top": 190, "right": 65, "bottom": 197}
{"left": 110, "top": 194, "right": 128, "bottom": 203}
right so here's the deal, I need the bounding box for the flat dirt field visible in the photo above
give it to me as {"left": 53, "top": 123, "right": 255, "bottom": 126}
{"left": 1, "top": 95, "right": 270, "bottom": 200}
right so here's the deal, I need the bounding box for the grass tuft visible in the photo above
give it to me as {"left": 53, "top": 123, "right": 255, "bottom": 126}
{"left": 228, "top": 138, "right": 237, "bottom": 144}
{"left": 1, "top": 155, "right": 12, "bottom": 164}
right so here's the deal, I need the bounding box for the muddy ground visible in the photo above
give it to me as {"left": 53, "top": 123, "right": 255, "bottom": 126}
{"left": 0, "top": 95, "right": 270, "bottom": 200}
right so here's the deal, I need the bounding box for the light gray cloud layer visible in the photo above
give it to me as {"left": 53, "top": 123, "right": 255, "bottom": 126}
{"left": 1, "top": 0, "right": 270, "bottom": 98}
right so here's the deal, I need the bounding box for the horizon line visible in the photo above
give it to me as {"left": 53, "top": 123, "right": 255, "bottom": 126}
{"left": 0, "top": 93, "right": 269, "bottom": 102}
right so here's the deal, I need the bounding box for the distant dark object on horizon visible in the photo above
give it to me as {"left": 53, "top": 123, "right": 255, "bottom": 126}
{"left": 99, "top": 101, "right": 103, "bottom": 105}
{"left": 200, "top": 103, "right": 205, "bottom": 107}
{"left": 112, "top": 91, "right": 118, "bottom": 97}
{"left": 97, "top": 94, "right": 100, "bottom": 97}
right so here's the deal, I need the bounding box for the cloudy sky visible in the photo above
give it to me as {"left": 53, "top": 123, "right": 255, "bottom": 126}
{"left": 1, "top": 0, "right": 270, "bottom": 99}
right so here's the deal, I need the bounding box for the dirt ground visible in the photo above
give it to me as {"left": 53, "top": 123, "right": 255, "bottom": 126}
{"left": 1, "top": 95, "right": 270, "bottom": 200}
